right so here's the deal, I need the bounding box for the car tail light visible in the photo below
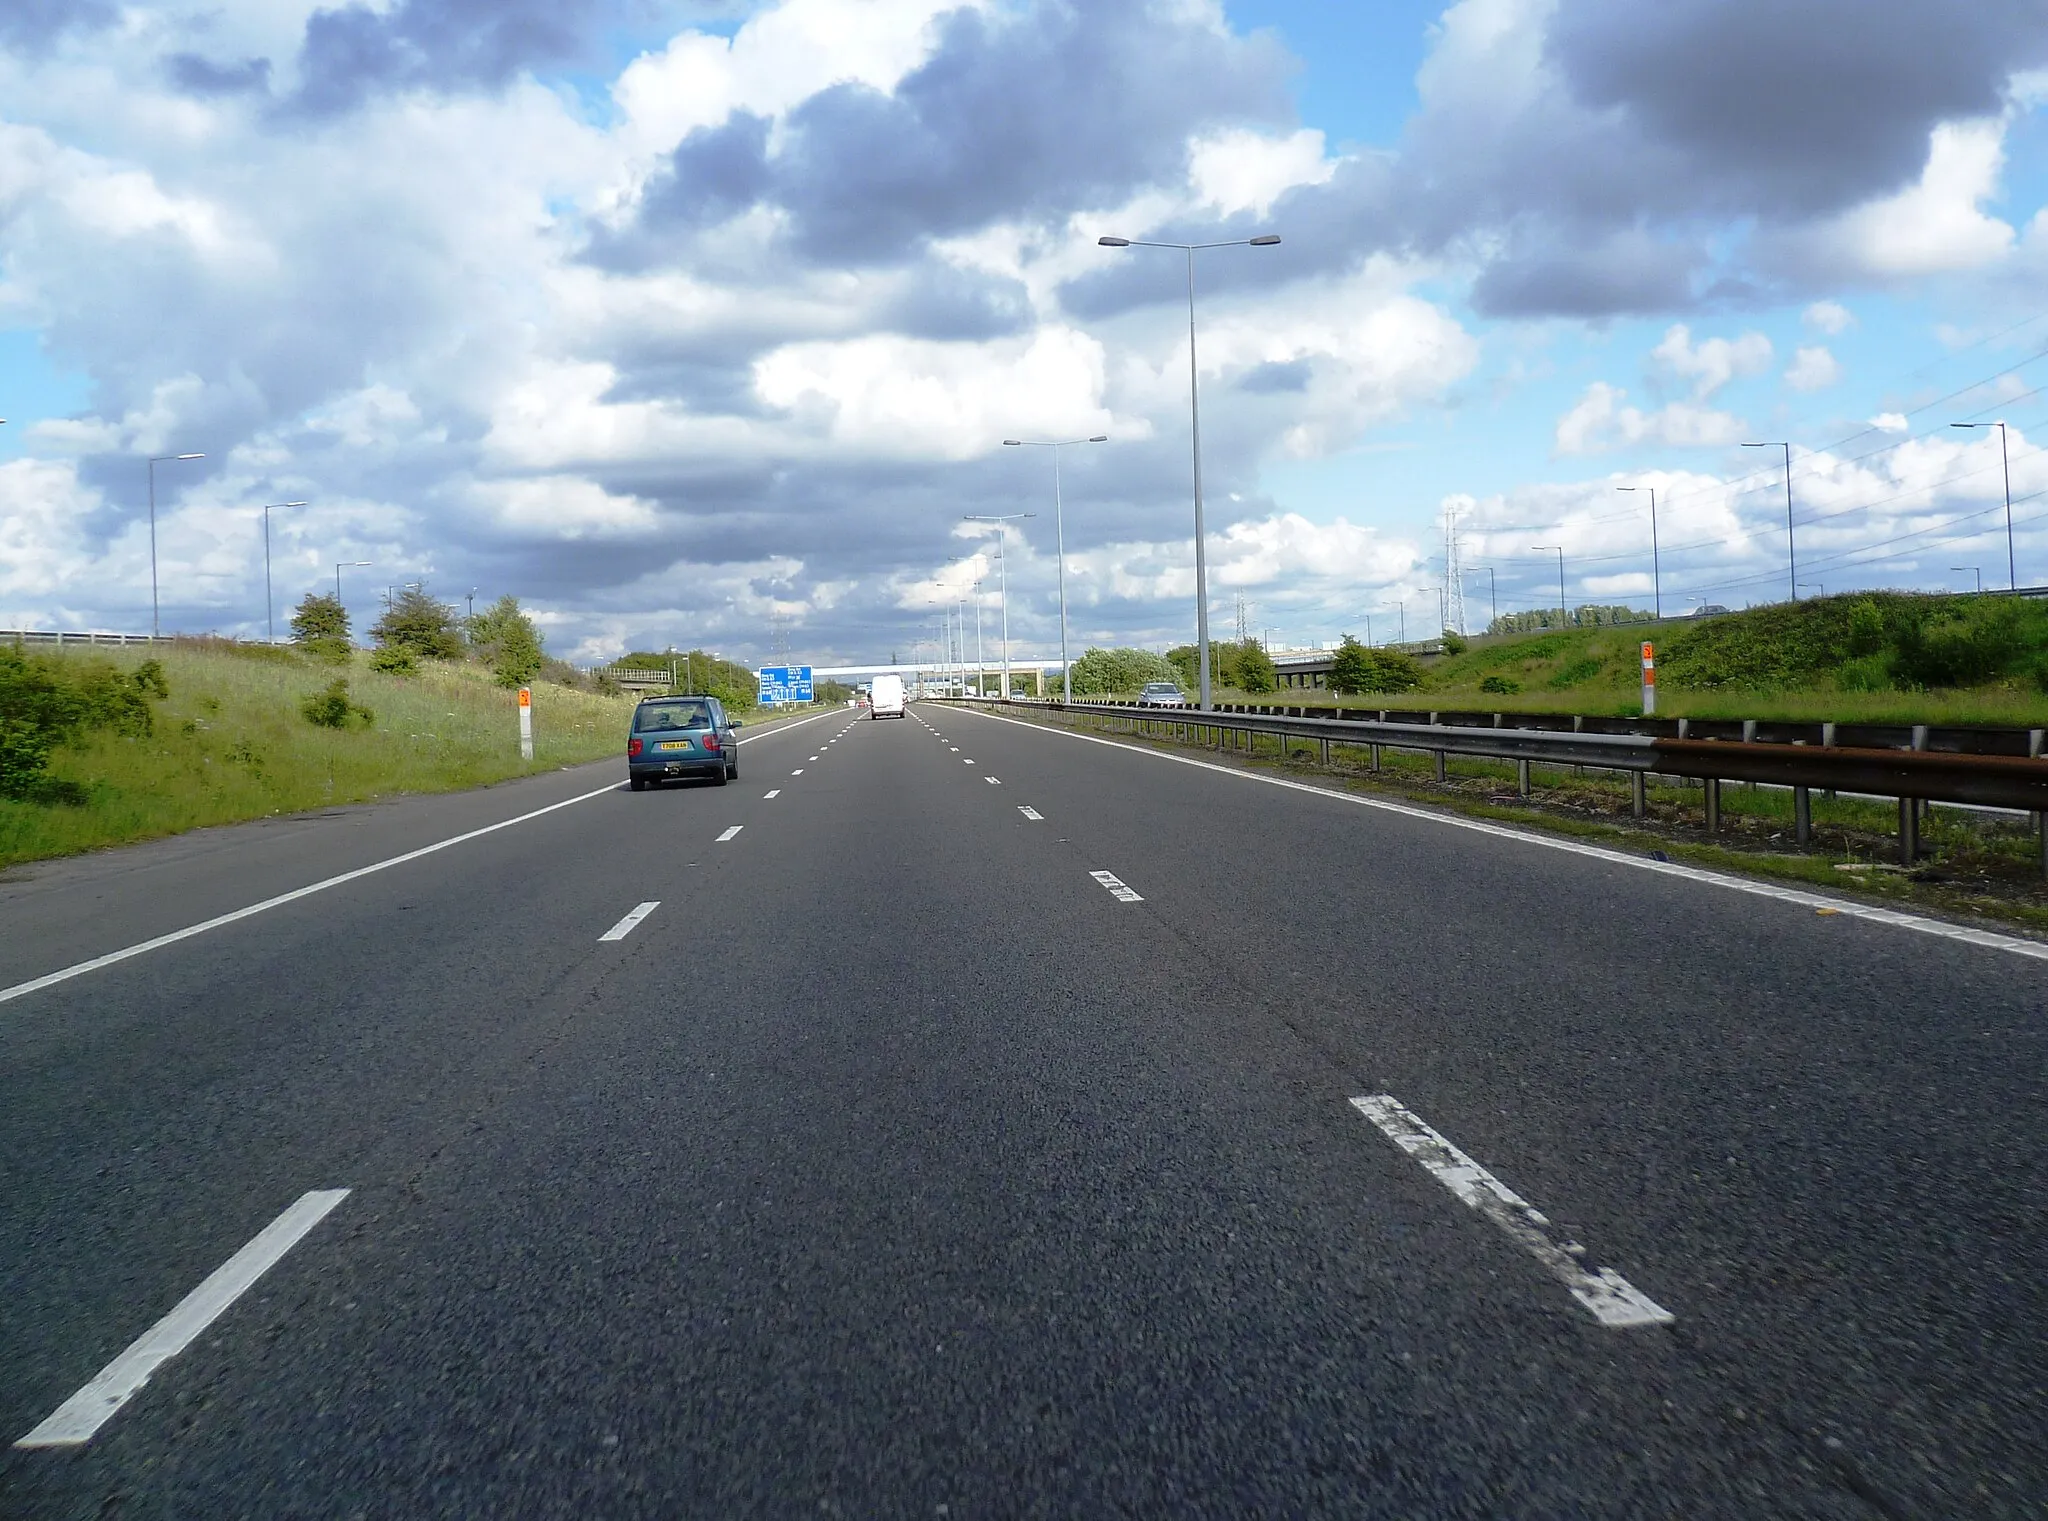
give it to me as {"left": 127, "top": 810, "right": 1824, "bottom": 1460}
{"left": 700, "top": 733, "right": 721, "bottom": 752}
{"left": 627, "top": 738, "right": 642, "bottom": 757}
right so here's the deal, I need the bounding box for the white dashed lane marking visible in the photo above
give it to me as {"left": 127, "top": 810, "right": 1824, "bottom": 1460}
{"left": 16, "top": 1189, "right": 352, "bottom": 1448}
{"left": 985, "top": 777, "right": 1001, "bottom": 785}
{"left": 764, "top": 790, "right": 781, "bottom": 799}
{"left": 600, "top": 902, "right": 661, "bottom": 941}
{"left": 792, "top": 769, "right": 805, "bottom": 775}
{"left": 1089, "top": 870, "right": 1144, "bottom": 903}
{"left": 1350, "top": 1095, "right": 1674, "bottom": 1330}
{"left": 1018, "top": 806, "right": 1043, "bottom": 820}
{"left": 716, "top": 826, "right": 744, "bottom": 842}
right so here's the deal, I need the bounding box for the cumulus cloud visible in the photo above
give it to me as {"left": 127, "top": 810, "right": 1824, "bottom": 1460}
{"left": 1803, "top": 299, "right": 1855, "bottom": 334}
{"left": 1555, "top": 381, "right": 1745, "bottom": 455}
{"left": 1650, "top": 324, "right": 1773, "bottom": 399}
{"left": 1784, "top": 345, "right": 1843, "bottom": 392}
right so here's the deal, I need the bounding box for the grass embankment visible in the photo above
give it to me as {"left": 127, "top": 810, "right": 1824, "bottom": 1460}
{"left": 1215, "top": 593, "right": 2048, "bottom": 727}
{"left": 0, "top": 642, "right": 637, "bottom": 870}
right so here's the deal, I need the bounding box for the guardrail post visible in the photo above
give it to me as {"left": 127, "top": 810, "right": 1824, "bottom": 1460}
{"left": 1319, "top": 737, "right": 1330, "bottom": 766}
{"left": 1705, "top": 778, "right": 1720, "bottom": 833}
{"left": 1794, "top": 785, "right": 1811, "bottom": 845}
{"left": 1631, "top": 770, "right": 1646, "bottom": 818}
{"left": 1370, "top": 743, "right": 1382, "bottom": 771}
{"left": 1517, "top": 758, "right": 1530, "bottom": 798}
{"left": 1434, "top": 750, "right": 1447, "bottom": 782}
{"left": 1899, "top": 796, "right": 1919, "bottom": 864}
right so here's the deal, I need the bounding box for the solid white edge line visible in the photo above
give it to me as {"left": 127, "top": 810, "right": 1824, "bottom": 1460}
{"left": 15, "top": 1188, "right": 351, "bottom": 1448}
{"left": 1, "top": 781, "right": 627, "bottom": 1009}
{"left": 962, "top": 708, "right": 2048, "bottom": 964}
{"left": 716, "top": 825, "right": 744, "bottom": 842}
{"left": 1350, "top": 1096, "right": 1673, "bottom": 1329}
{"left": 599, "top": 900, "right": 661, "bottom": 941}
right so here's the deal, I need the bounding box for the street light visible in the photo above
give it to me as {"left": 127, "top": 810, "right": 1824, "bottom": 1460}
{"left": 1617, "top": 485, "right": 1662, "bottom": 618}
{"left": 1951, "top": 422, "right": 2015, "bottom": 590}
{"left": 1798, "top": 582, "right": 1825, "bottom": 599}
{"left": 1740, "top": 441, "right": 1796, "bottom": 602}
{"left": 147, "top": 452, "right": 206, "bottom": 639}
{"left": 971, "top": 579, "right": 986, "bottom": 696}
{"left": 335, "top": 560, "right": 371, "bottom": 607}
{"left": 1952, "top": 566, "right": 1983, "bottom": 595}
{"left": 963, "top": 513, "right": 1034, "bottom": 696}
{"left": 259, "top": 501, "right": 308, "bottom": 643}
{"left": 1098, "top": 230, "right": 1282, "bottom": 710}
{"left": 1532, "top": 546, "right": 1567, "bottom": 627}
{"left": 1004, "top": 434, "right": 1108, "bottom": 703}
{"left": 1462, "top": 567, "right": 1498, "bottom": 631}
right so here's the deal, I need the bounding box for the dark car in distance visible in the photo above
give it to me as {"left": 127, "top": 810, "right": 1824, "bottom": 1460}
{"left": 627, "top": 696, "right": 740, "bottom": 789}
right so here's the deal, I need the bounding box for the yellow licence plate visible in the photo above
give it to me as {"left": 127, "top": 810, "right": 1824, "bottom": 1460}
{"left": 655, "top": 740, "right": 692, "bottom": 751}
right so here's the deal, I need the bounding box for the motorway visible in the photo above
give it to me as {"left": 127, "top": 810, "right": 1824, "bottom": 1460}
{"left": 1, "top": 701, "right": 2042, "bottom": 1518}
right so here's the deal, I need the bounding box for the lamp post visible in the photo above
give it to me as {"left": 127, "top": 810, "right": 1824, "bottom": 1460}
{"left": 1617, "top": 485, "right": 1662, "bottom": 618}
{"left": 1952, "top": 566, "right": 1983, "bottom": 595}
{"left": 1463, "top": 567, "right": 1498, "bottom": 631}
{"left": 1397, "top": 600, "right": 1406, "bottom": 645}
{"left": 972, "top": 579, "right": 985, "bottom": 695}
{"left": 1741, "top": 441, "right": 1796, "bottom": 601}
{"left": 1951, "top": 421, "right": 2015, "bottom": 589}
{"left": 259, "top": 501, "right": 307, "bottom": 643}
{"left": 1533, "top": 545, "right": 1567, "bottom": 627}
{"left": 1004, "top": 434, "right": 1107, "bottom": 703}
{"left": 963, "top": 513, "right": 1034, "bottom": 696}
{"left": 147, "top": 452, "right": 206, "bottom": 639}
{"left": 335, "top": 560, "right": 371, "bottom": 607}
{"left": 1098, "top": 230, "right": 1281, "bottom": 710}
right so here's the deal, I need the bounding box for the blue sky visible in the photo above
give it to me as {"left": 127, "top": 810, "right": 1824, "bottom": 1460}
{"left": 2, "top": 0, "right": 2045, "bottom": 659}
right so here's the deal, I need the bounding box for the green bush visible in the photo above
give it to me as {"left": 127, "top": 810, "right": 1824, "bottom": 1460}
{"left": 302, "top": 678, "right": 374, "bottom": 729}
{"left": 1071, "top": 646, "right": 1181, "bottom": 695}
{"left": 0, "top": 647, "right": 166, "bottom": 802}
{"left": 369, "top": 646, "right": 418, "bottom": 676}
{"left": 1442, "top": 630, "right": 1469, "bottom": 656}
{"left": 1479, "top": 673, "right": 1520, "bottom": 694}
{"left": 1329, "top": 637, "right": 1423, "bottom": 694}
{"left": 370, "top": 586, "right": 463, "bottom": 661}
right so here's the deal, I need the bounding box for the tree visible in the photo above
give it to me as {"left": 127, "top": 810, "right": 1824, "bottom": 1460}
{"left": 469, "top": 595, "right": 545, "bottom": 688}
{"left": 370, "top": 585, "right": 462, "bottom": 661}
{"left": 1328, "top": 635, "right": 1422, "bottom": 695}
{"left": 1234, "top": 639, "right": 1278, "bottom": 693}
{"left": 290, "top": 592, "right": 352, "bottom": 664}
{"left": 1069, "top": 646, "right": 1180, "bottom": 696}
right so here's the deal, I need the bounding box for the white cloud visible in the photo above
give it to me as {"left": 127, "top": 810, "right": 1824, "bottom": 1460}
{"left": 1870, "top": 412, "right": 1910, "bottom": 433}
{"left": 1784, "top": 345, "right": 1843, "bottom": 393}
{"left": 1187, "top": 127, "right": 1335, "bottom": 218}
{"left": 1795, "top": 119, "right": 2015, "bottom": 278}
{"left": 1650, "top": 324, "right": 1773, "bottom": 399}
{"left": 1555, "top": 381, "right": 1744, "bottom": 455}
{"left": 1803, "top": 300, "right": 1855, "bottom": 335}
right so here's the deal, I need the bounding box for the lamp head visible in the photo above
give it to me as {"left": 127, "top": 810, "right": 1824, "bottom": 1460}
{"left": 177, "top": 453, "right": 205, "bottom": 460}
{"left": 1249, "top": 235, "right": 1281, "bottom": 246}
{"left": 1003, "top": 439, "right": 1021, "bottom": 446}
{"left": 1097, "top": 236, "right": 1131, "bottom": 247}
{"left": 1088, "top": 434, "right": 1108, "bottom": 442}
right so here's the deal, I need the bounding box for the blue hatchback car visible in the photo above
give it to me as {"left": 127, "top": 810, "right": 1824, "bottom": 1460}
{"left": 627, "top": 695, "right": 740, "bottom": 789}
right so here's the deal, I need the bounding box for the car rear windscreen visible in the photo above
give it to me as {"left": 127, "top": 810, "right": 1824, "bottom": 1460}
{"left": 634, "top": 701, "right": 712, "bottom": 731}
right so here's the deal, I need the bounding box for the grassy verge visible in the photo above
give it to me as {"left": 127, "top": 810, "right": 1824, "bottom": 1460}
{"left": 990, "top": 703, "right": 2048, "bottom": 938}
{"left": 1, "top": 643, "right": 638, "bottom": 871}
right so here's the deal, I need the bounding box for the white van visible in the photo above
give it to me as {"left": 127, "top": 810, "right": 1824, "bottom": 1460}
{"left": 869, "top": 672, "right": 907, "bottom": 718}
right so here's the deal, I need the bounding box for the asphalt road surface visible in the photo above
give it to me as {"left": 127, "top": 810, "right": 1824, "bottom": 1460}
{"left": 2, "top": 702, "right": 2042, "bottom": 1519}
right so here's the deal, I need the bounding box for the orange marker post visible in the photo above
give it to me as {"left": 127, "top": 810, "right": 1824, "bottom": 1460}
{"left": 518, "top": 685, "right": 534, "bottom": 760}
{"left": 1640, "top": 642, "right": 1656, "bottom": 717}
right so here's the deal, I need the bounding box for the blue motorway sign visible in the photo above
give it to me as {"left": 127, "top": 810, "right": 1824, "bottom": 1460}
{"left": 756, "top": 665, "right": 814, "bottom": 704}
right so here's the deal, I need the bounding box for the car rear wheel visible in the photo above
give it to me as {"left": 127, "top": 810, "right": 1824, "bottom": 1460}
{"left": 726, "top": 758, "right": 739, "bottom": 780}
{"left": 629, "top": 776, "right": 647, "bottom": 791}
{"left": 713, "top": 764, "right": 729, "bottom": 786}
